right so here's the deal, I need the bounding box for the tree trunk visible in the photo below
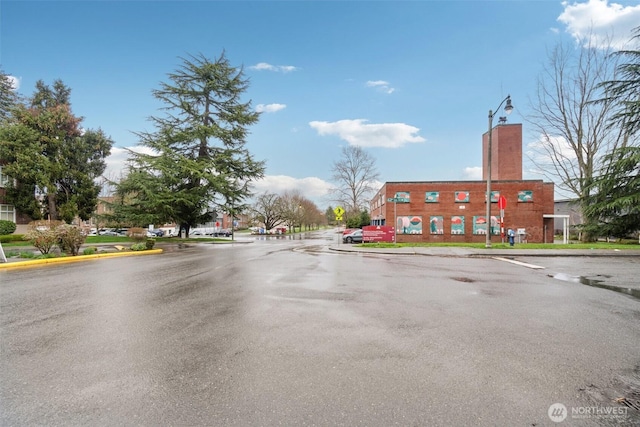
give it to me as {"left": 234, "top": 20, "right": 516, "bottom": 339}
{"left": 47, "top": 193, "right": 58, "bottom": 220}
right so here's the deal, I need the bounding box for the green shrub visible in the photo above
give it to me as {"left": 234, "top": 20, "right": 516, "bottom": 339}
{"left": 130, "top": 243, "right": 146, "bottom": 251}
{"left": 19, "top": 251, "right": 37, "bottom": 259}
{"left": 0, "top": 234, "right": 25, "bottom": 243}
{"left": 39, "top": 252, "right": 58, "bottom": 259}
{"left": 83, "top": 247, "right": 97, "bottom": 255}
{"left": 145, "top": 238, "right": 155, "bottom": 250}
{"left": 0, "top": 220, "right": 16, "bottom": 235}
{"left": 56, "top": 224, "right": 86, "bottom": 256}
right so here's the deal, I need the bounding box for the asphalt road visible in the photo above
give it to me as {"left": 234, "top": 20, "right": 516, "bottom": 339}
{"left": 1, "top": 230, "right": 639, "bottom": 426}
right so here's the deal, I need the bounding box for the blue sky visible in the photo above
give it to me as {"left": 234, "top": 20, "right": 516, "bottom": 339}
{"left": 2, "top": 0, "right": 639, "bottom": 210}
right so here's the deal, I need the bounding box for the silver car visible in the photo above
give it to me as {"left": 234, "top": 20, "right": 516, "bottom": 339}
{"left": 342, "top": 229, "right": 363, "bottom": 243}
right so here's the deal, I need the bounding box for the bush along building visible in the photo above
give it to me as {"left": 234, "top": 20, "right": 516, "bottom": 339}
{"left": 369, "top": 123, "right": 556, "bottom": 244}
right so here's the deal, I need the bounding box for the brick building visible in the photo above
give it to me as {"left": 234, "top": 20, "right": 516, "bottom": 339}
{"left": 369, "top": 123, "right": 555, "bottom": 244}
{"left": 0, "top": 164, "right": 32, "bottom": 233}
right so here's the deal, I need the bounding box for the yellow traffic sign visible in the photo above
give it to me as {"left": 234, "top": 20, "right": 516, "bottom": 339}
{"left": 334, "top": 206, "right": 345, "bottom": 217}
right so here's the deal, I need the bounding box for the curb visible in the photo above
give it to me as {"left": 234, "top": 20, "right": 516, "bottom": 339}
{"left": 329, "top": 246, "right": 640, "bottom": 257}
{"left": 0, "top": 249, "right": 164, "bottom": 270}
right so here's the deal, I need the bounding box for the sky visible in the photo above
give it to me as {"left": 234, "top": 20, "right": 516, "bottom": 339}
{"left": 2, "top": 0, "right": 639, "bottom": 210}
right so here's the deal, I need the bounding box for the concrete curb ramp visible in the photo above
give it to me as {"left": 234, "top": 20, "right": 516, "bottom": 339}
{"left": 0, "top": 249, "right": 163, "bottom": 270}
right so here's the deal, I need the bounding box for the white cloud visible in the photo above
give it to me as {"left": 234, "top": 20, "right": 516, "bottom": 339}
{"left": 103, "top": 146, "right": 130, "bottom": 180}
{"left": 527, "top": 134, "right": 577, "bottom": 163}
{"left": 6, "top": 75, "right": 20, "bottom": 91}
{"left": 366, "top": 80, "right": 395, "bottom": 94}
{"left": 102, "top": 145, "right": 159, "bottom": 180}
{"left": 250, "top": 175, "right": 334, "bottom": 208}
{"left": 249, "top": 62, "right": 299, "bottom": 73}
{"left": 103, "top": 147, "right": 334, "bottom": 208}
{"left": 251, "top": 175, "right": 333, "bottom": 198}
{"left": 462, "top": 166, "right": 483, "bottom": 180}
{"left": 255, "top": 103, "right": 286, "bottom": 113}
{"left": 309, "top": 119, "right": 425, "bottom": 148}
{"left": 558, "top": 0, "right": 640, "bottom": 49}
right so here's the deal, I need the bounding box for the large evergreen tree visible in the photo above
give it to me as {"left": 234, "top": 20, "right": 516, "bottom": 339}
{"left": 599, "top": 26, "right": 640, "bottom": 138}
{"left": 0, "top": 79, "right": 113, "bottom": 223}
{"left": 0, "top": 70, "right": 19, "bottom": 122}
{"left": 583, "top": 27, "right": 640, "bottom": 240}
{"left": 114, "top": 52, "right": 265, "bottom": 236}
{"left": 583, "top": 146, "right": 640, "bottom": 239}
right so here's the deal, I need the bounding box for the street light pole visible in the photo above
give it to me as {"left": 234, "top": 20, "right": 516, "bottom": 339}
{"left": 485, "top": 95, "right": 513, "bottom": 248}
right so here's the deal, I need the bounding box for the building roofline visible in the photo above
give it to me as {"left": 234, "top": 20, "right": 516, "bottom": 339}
{"left": 380, "top": 179, "right": 549, "bottom": 185}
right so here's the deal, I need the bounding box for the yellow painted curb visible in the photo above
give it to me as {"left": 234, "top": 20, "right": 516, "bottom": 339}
{"left": 0, "top": 249, "right": 163, "bottom": 270}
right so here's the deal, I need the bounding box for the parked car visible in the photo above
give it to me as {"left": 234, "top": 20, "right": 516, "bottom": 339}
{"left": 214, "top": 229, "right": 231, "bottom": 237}
{"left": 116, "top": 228, "right": 129, "bottom": 236}
{"left": 342, "top": 229, "right": 363, "bottom": 244}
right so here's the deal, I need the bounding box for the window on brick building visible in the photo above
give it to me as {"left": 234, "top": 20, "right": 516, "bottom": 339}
{"left": 518, "top": 190, "right": 533, "bottom": 202}
{"left": 455, "top": 191, "right": 469, "bottom": 203}
{"left": 425, "top": 192, "right": 439, "bottom": 203}
{"left": 451, "top": 215, "right": 465, "bottom": 234}
{"left": 0, "top": 166, "right": 12, "bottom": 188}
{"left": 395, "top": 191, "right": 410, "bottom": 203}
{"left": 429, "top": 216, "right": 443, "bottom": 234}
{"left": 397, "top": 215, "right": 423, "bottom": 234}
{"left": 0, "top": 204, "right": 15, "bottom": 222}
{"left": 473, "top": 216, "right": 488, "bottom": 235}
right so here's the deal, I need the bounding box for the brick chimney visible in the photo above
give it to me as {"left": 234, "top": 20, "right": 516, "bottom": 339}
{"left": 482, "top": 123, "right": 522, "bottom": 180}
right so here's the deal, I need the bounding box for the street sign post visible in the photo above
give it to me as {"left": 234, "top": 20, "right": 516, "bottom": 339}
{"left": 387, "top": 198, "right": 398, "bottom": 243}
{"left": 498, "top": 196, "right": 506, "bottom": 210}
{"left": 498, "top": 196, "right": 507, "bottom": 243}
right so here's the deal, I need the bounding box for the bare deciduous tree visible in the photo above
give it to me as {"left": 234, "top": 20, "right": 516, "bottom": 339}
{"left": 298, "top": 198, "right": 324, "bottom": 230}
{"left": 526, "top": 33, "right": 625, "bottom": 240}
{"left": 251, "top": 192, "right": 285, "bottom": 231}
{"left": 279, "top": 190, "right": 305, "bottom": 233}
{"left": 330, "top": 145, "right": 380, "bottom": 215}
{"left": 251, "top": 191, "right": 324, "bottom": 232}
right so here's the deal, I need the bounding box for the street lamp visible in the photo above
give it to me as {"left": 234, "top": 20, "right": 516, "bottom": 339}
{"left": 485, "top": 95, "right": 513, "bottom": 248}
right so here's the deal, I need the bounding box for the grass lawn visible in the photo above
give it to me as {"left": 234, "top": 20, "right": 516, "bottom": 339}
{"left": 360, "top": 241, "right": 640, "bottom": 250}
{"left": 1, "top": 235, "right": 228, "bottom": 249}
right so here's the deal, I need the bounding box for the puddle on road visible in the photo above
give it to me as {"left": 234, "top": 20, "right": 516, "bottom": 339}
{"left": 551, "top": 273, "right": 640, "bottom": 300}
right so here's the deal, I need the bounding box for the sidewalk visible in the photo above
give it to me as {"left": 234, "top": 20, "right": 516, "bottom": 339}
{"left": 330, "top": 244, "right": 640, "bottom": 257}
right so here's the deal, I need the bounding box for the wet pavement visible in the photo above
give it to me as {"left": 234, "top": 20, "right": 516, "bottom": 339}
{"left": 1, "top": 231, "right": 639, "bottom": 425}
